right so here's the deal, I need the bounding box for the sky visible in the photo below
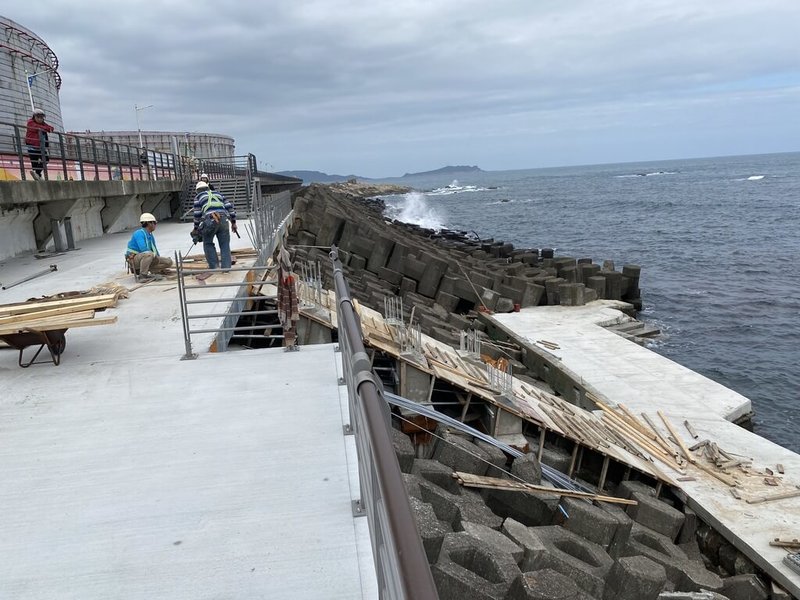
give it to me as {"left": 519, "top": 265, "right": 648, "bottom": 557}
{"left": 8, "top": 0, "right": 800, "bottom": 178}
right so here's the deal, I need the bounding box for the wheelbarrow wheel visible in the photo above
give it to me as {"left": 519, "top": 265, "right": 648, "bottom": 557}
{"left": 48, "top": 330, "right": 67, "bottom": 356}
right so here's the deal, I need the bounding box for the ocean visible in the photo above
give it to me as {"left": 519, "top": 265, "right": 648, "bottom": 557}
{"left": 379, "top": 152, "right": 800, "bottom": 453}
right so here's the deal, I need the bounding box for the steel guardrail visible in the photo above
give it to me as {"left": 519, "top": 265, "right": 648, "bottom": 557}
{"left": 330, "top": 246, "right": 439, "bottom": 600}
{"left": 0, "top": 119, "right": 182, "bottom": 182}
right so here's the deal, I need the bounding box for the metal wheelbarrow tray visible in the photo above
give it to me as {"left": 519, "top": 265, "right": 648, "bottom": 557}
{"left": 0, "top": 327, "right": 69, "bottom": 367}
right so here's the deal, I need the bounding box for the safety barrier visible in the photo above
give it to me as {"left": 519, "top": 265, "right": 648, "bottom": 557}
{"left": 331, "top": 246, "right": 439, "bottom": 600}
{"left": 0, "top": 119, "right": 183, "bottom": 182}
{"left": 176, "top": 190, "right": 293, "bottom": 359}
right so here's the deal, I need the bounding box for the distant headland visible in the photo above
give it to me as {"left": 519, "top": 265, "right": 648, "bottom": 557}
{"left": 276, "top": 165, "right": 483, "bottom": 183}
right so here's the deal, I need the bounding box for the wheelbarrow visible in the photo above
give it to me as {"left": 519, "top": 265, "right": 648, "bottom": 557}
{"left": 0, "top": 327, "right": 68, "bottom": 367}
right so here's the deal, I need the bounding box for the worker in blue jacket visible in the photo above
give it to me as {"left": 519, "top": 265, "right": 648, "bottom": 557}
{"left": 125, "top": 213, "right": 173, "bottom": 282}
{"left": 192, "top": 181, "right": 237, "bottom": 270}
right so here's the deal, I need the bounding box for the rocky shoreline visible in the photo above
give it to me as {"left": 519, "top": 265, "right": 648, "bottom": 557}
{"left": 286, "top": 183, "right": 779, "bottom": 599}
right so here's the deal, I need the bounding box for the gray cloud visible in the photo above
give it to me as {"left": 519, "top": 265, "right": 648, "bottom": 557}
{"left": 8, "top": 0, "right": 800, "bottom": 176}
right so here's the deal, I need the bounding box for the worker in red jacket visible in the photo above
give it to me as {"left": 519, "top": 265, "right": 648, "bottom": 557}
{"left": 25, "top": 108, "right": 54, "bottom": 180}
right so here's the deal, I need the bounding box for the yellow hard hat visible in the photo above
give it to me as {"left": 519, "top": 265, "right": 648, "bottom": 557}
{"left": 139, "top": 212, "right": 157, "bottom": 223}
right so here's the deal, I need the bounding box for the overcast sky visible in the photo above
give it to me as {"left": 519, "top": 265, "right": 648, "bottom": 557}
{"left": 9, "top": 1, "right": 800, "bottom": 177}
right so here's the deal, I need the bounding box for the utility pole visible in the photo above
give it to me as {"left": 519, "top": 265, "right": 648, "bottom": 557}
{"left": 134, "top": 103, "right": 154, "bottom": 149}
{"left": 24, "top": 69, "right": 46, "bottom": 112}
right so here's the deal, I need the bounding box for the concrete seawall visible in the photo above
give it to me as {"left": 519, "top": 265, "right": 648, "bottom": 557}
{"left": 289, "top": 183, "right": 799, "bottom": 598}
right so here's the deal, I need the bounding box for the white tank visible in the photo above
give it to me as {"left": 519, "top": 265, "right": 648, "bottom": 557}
{"left": 0, "top": 16, "right": 64, "bottom": 133}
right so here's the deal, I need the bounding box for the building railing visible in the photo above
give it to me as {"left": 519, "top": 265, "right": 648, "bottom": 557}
{"left": 330, "top": 246, "right": 439, "bottom": 600}
{"left": 0, "top": 119, "right": 182, "bottom": 182}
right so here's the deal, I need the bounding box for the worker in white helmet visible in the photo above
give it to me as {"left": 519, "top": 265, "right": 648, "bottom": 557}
{"left": 125, "top": 213, "right": 173, "bottom": 282}
{"left": 198, "top": 172, "right": 215, "bottom": 190}
{"left": 193, "top": 181, "right": 237, "bottom": 271}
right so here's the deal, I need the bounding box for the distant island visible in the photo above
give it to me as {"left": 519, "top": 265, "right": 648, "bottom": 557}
{"left": 401, "top": 165, "right": 482, "bottom": 178}
{"left": 274, "top": 170, "right": 360, "bottom": 184}
{"left": 276, "top": 165, "right": 483, "bottom": 183}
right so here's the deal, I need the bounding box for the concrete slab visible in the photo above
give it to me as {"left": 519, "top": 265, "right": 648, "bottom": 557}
{"left": 0, "top": 225, "right": 376, "bottom": 599}
{"left": 493, "top": 303, "right": 800, "bottom": 596}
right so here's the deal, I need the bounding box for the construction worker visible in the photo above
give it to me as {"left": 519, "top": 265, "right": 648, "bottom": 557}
{"left": 193, "top": 182, "right": 237, "bottom": 271}
{"left": 198, "top": 173, "right": 215, "bottom": 190}
{"left": 25, "top": 108, "right": 54, "bottom": 180}
{"left": 125, "top": 213, "right": 173, "bottom": 282}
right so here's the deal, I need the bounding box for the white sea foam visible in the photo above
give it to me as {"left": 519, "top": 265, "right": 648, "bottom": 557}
{"left": 427, "top": 179, "right": 489, "bottom": 195}
{"left": 747, "top": 175, "right": 765, "bottom": 180}
{"left": 383, "top": 192, "right": 445, "bottom": 230}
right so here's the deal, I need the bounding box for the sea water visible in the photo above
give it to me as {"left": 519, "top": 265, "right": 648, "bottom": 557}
{"left": 380, "top": 152, "right": 800, "bottom": 452}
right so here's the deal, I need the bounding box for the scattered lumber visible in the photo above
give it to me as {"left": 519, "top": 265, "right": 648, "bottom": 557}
{"left": 452, "top": 471, "right": 637, "bottom": 506}
{"left": 0, "top": 292, "right": 121, "bottom": 336}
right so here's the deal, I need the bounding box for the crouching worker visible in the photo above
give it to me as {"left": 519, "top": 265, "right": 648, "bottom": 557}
{"left": 193, "top": 181, "right": 237, "bottom": 271}
{"left": 126, "top": 213, "right": 173, "bottom": 282}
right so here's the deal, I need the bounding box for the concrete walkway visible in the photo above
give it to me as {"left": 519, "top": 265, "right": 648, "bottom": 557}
{"left": 0, "top": 224, "right": 376, "bottom": 599}
{"left": 494, "top": 303, "right": 800, "bottom": 596}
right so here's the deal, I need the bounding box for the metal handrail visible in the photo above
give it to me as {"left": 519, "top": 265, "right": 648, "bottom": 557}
{"left": 330, "top": 246, "right": 439, "bottom": 600}
{"left": 0, "top": 119, "right": 182, "bottom": 182}
{"left": 176, "top": 190, "right": 293, "bottom": 358}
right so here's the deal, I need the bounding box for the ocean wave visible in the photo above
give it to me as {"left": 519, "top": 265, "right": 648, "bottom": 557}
{"left": 734, "top": 175, "right": 765, "bottom": 181}
{"left": 426, "top": 179, "right": 491, "bottom": 195}
{"left": 615, "top": 171, "right": 677, "bottom": 178}
{"left": 382, "top": 192, "right": 446, "bottom": 230}
{"left": 487, "top": 198, "right": 534, "bottom": 205}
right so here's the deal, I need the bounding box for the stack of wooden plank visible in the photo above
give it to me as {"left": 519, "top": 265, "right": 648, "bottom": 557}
{"left": 0, "top": 293, "right": 120, "bottom": 336}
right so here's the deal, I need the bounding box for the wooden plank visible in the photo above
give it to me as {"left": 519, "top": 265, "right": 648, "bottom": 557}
{"left": 0, "top": 294, "right": 118, "bottom": 316}
{"left": 0, "top": 300, "right": 112, "bottom": 325}
{"left": 453, "top": 471, "right": 637, "bottom": 506}
{"left": 0, "top": 316, "right": 117, "bottom": 336}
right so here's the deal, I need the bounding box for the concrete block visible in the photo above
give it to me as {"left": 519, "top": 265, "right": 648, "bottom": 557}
{"left": 557, "top": 497, "right": 622, "bottom": 550}
{"left": 349, "top": 253, "right": 367, "bottom": 271}
{"left": 387, "top": 242, "right": 410, "bottom": 272}
{"left": 545, "top": 277, "right": 566, "bottom": 304}
{"left": 504, "top": 569, "right": 597, "bottom": 600}
{"left": 539, "top": 446, "right": 572, "bottom": 473}
{"left": 366, "top": 234, "right": 395, "bottom": 273}
{"left": 392, "top": 428, "right": 415, "bottom": 473}
{"left": 511, "top": 453, "right": 542, "bottom": 485}
{"left": 677, "top": 507, "right": 698, "bottom": 544}
{"left": 529, "top": 525, "right": 614, "bottom": 598}
{"left": 400, "top": 255, "right": 427, "bottom": 281}
{"left": 602, "top": 556, "right": 666, "bottom": 600}
{"left": 436, "top": 290, "right": 460, "bottom": 312}
{"left": 476, "top": 439, "right": 510, "bottom": 478}
{"left": 461, "top": 521, "right": 524, "bottom": 563}
{"left": 377, "top": 266, "right": 403, "bottom": 285}
{"left": 413, "top": 459, "right": 462, "bottom": 494}
{"left": 586, "top": 276, "right": 606, "bottom": 299}
{"left": 432, "top": 532, "right": 521, "bottom": 600}
{"left": 399, "top": 276, "right": 417, "bottom": 295}
{"left": 624, "top": 524, "right": 723, "bottom": 593}
{"left": 496, "top": 297, "right": 516, "bottom": 313}
{"left": 616, "top": 480, "right": 657, "bottom": 499}
{"left": 598, "top": 503, "right": 634, "bottom": 559}
{"left": 485, "top": 485, "right": 559, "bottom": 528}
{"left": 419, "top": 478, "right": 503, "bottom": 531}
{"left": 626, "top": 491, "right": 685, "bottom": 541}
{"left": 434, "top": 430, "right": 491, "bottom": 476}
{"left": 448, "top": 312, "right": 472, "bottom": 331}
{"left": 502, "top": 518, "right": 547, "bottom": 568}
{"left": 720, "top": 574, "right": 768, "bottom": 600}
{"left": 418, "top": 254, "right": 449, "bottom": 297}
{"left": 604, "top": 271, "right": 622, "bottom": 300}
{"left": 409, "top": 496, "right": 452, "bottom": 563}
{"left": 560, "top": 265, "right": 578, "bottom": 283}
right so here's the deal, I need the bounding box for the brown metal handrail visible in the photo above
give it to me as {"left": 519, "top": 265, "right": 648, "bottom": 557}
{"left": 330, "top": 246, "right": 438, "bottom": 600}
{"left": 0, "top": 119, "right": 181, "bottom": 182}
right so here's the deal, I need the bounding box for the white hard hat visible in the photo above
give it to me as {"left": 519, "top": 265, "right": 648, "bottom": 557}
{"left": 199, "top": 173, "right": 209, "bottom": 180}
{"left": 195, "top": 181, "right": 209, "bottom": 191}
{"left": 33, "top": 108, "right": 45, "bottom": 116}
{"left": 139, "top": 212, "right": 157, "bottom": 223}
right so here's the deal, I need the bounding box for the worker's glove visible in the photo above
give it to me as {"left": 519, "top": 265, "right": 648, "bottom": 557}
{"left": 190, "top": 228, "right": 202, "bottom": 244}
